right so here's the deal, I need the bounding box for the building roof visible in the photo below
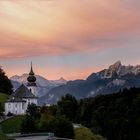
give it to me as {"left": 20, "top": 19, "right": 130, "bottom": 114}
{"left": 6, "top": 98, "right": 26, "bottom": 103}
{"left": 6, "top": 84, "right": 37, "bottom": 103}
{"left": 13, "top": 84, "right": 37, "bottom": 98}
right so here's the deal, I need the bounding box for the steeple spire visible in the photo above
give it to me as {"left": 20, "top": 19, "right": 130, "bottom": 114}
{"left": 27, "top": 62, "right": 36, "bottom": 85}
{"left": 29, "top": 61, "right": 34, "bottom": 75}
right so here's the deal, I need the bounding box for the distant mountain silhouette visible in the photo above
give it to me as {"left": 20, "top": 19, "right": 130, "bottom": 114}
{"left": 39, "top": 61, "right": 140, "bottom": 104}
{"left": 10, "top": 74, "right": 67, "bottom": 97}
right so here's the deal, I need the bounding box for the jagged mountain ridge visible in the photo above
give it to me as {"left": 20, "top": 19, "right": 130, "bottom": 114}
{"left": 10, "top": 74, "right": 67, "bottom": 97}
{"left": 39, "top": 61, "right": 140, "bottom": 104}
{"left": 101, "top": 61, "right": 140, "bottom": 78}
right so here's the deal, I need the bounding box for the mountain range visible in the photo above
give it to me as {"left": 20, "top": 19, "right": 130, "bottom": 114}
{"left": 10, "top": 61, "right": 140, "bottom": 104}
{"left": 10, "top": 74, "right": 67, "bottom": 97}
{"left": 39, "top": 61, "right": 140, "bottom": 104}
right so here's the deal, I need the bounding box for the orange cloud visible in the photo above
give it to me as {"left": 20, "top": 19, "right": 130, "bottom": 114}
{"left": 0, "top": 0, "right": 140, "bottom": 58}
{"left": 6, "top": 63, "right": 100, "bottom": 80}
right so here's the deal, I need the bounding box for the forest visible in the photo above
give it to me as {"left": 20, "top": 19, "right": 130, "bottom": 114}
{"left": 76, "top": 87, "right": 140, "bottom": 140}
{"left": 34, "top": 87, "right": 140, "bottom": 140}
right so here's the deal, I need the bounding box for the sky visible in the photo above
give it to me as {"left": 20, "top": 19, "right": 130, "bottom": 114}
{"left": 0, "top": 0, "right": 140, "bottom": 80}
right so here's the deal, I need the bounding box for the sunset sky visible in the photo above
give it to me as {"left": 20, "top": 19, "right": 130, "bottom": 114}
{"left": 0, "top": 0, "right": 140, "bottom": 80}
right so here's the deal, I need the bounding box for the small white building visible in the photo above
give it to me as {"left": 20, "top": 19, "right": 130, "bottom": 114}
{"left": 5, "top": 63, "right": 38, "bottom": 115}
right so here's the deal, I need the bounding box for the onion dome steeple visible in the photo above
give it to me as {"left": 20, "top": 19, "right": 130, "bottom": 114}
{"left": 27, "top": 62, "right": 37, "bottom": 86}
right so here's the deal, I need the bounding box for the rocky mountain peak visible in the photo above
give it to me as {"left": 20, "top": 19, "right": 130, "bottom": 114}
{"left": 109, "top": 61, "right": 122, "bottom": 71}
{"left": 102, "top": 61, "right": 122, "bottom": 78}
{"left": 58, "top": 77, "right": 66, "bottom": 82}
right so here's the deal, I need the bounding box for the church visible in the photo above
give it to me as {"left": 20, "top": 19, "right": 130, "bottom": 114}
{"left": 5, "top": 63, "right": 38, "bottom": 115}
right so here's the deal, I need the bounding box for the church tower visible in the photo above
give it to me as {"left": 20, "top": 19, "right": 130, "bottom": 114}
{"left": 27, "top": 62, "right": 37, "bottom": 96}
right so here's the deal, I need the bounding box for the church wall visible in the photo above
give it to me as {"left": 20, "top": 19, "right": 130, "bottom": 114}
{"left": 27, "top": 86, "right": 38, "bottom": 97}
{"left": 5, "top": 98, "right": 38, "bottom": 115}
{"left": 5, "top": 102, "right": 26, "bottom": 115}
{"left": 23, "top": 98, "right": 38, "bottom": 111}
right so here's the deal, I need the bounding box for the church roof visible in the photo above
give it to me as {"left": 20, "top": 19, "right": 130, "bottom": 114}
{"left": 6, "top": 84, "right": 37, "bottom": 103}
{"left": 6, "top": 98, "right": 26, "bottom": 103}
{"left": 13, "top": 84, "right": 37, "bottom": 98}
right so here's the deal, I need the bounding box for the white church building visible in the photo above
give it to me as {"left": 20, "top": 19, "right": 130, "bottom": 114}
{"left": 5, "top": 63, "right": 38, "bottom": 115}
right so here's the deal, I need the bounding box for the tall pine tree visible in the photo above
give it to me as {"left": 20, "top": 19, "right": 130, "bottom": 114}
{"left": 0, "top": 67, "right": 13, "bottom": 95}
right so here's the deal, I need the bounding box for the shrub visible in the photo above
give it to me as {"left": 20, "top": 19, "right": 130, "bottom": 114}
{"left": 21, "top": 115, "right": 37, "bottom": 134}
{"left": 75, "top": 127, "right": 107, "bottom": 140}
{"left": 0, "top": 134, "right": 15, "bottom": 140}
{"left": 39, "top": 114, "right": 74, "bottom": 138}
{"left": 7, "top": 112, "right": 13, "bottom": 117}
{"left": 75, "top": 127, "right": 94, "bottom": 140}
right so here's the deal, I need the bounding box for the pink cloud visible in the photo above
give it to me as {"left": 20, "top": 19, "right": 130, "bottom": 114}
{"left": 0, "top": 0, "right": 140, "bottom": 58}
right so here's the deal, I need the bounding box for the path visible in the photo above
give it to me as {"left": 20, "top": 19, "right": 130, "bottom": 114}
{"left": 15, "top": 136, "right": 49, "bottom": 140}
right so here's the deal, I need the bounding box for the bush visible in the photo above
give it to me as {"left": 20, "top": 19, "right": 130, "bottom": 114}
{"left": 7, "top": 112, "right": 13, "bottom": 117}
{"left": 39, "top": 113, "right": 54, "bottom": 132}
{"left": 75, "top": 127, "right": 95, "bottom": 140}
{"left": 75, "top": 127, "right": 107, "bottom": 140}
{"left": 50, "top": 116, "right": 75, "bottom": 138}
{"left": 21, "top": 115, "right": 37, "bottom": 134}
{"left": 0, "top": 134, "right": 15, "bottom": 140}
{"left": 39, "top": 114, "right": 75, "bottom": 138}
{"left": 26, "top": 103, "right": 41, "bottom": 119}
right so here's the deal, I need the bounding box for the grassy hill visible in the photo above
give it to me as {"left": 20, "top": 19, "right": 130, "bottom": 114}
{"left": 1, "top": 116, "right": 25, "bottom": 134}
